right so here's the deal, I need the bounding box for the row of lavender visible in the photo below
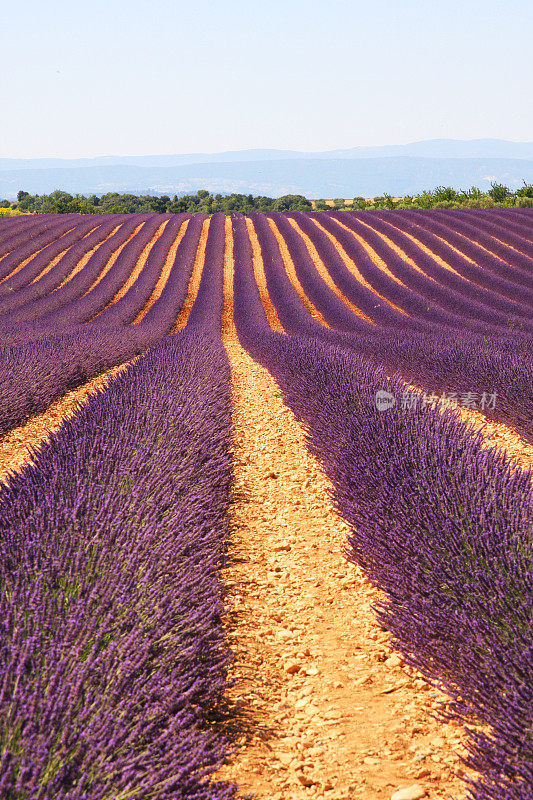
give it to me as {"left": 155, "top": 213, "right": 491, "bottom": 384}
{"left": 325, "top": 209, "right": 533, "bottom": 441}
{"left": 232, "top": 212, "right": 533, "bottom": 800}
{"left": 0, "top": 214, "right": 207, "bottom": 436}
{"left": 0, "top": 214, "right": 235, "bottom": 797}
{"left": 251, "top": 210, "right": 533, "bottom": 441}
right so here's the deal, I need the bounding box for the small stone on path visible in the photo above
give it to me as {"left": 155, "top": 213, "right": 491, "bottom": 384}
{"left": 391, "top": 784, "right": 427, "bottom": 800}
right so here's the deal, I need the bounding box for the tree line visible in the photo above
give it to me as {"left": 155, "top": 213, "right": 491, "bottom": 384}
{"left": 3, "top": 182, "right": 532, "bottom": 215}
{"left": 11, "top": 190, "right": 313, "bottom": 215}
{"left": 351, "top": 181, "right": 533, "bottom": 210}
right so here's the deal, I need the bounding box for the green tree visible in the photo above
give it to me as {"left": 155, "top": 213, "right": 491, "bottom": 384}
{"left": 459, "top": 186, "right": 483, "bottom": 201}
{"left": 413, "top": 190, "right": 434, "bottom": 209}
{"left": 488, "top": 182, "right": 510, "bottom": 202}
{"left": 274, "top": 194, "right": 312, "bottom": 212}
{"left": 433, "top": 186, "right": 459, "bottom": 203}
{"left": 515, "top": 181, "right": 533, "bottom": 198}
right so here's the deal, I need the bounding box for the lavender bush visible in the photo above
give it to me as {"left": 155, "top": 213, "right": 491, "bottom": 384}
{"left": 0, "top": 216, "right": 80, "bottom": 281}
{"left": 0, "top": 210, "right": 234, "bottom": 797}
{"left": 0, "top": 331, "right": 235, "bottom": 799}
{"left": 0, "top": 219, "right": 119, "bottom": 317}
{"left": 95, "top": 214, "right": 188, "bottom": 325}
{"left": 0, "top": 217, "right": 102, "bottom": 298}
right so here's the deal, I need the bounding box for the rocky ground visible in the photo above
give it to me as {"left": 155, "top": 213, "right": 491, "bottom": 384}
{"left": 218, "top": 323, "right": 470, "bottom": 800}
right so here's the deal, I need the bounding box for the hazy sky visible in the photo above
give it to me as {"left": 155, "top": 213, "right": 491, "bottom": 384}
{"left": 1, "top": 0, "right": 531, "bottom": 158}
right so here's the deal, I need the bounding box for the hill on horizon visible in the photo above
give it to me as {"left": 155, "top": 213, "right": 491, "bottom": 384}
{"left": 1, "top": 139, "right": 532, "bottom": 200}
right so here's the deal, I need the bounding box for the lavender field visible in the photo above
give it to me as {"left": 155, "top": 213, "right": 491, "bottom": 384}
{"left": 0, "top": 208, "right": 531, "bottom": 799}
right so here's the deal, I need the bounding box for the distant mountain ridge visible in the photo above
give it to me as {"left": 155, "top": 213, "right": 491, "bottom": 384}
{"left": 1, "top": 139, "right": 532, "bottom": 199}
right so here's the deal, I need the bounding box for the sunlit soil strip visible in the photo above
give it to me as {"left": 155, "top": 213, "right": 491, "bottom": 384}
{"left": 490, "top": 234, "right": 532, "bottom": 259}
{"left": 91, "top": 220, "right": 169, "bottom": 319}
{"left": 310, "top": 218, "right": 409, "bottom": 316}
{"left": 356, "top": 218, "right": 435, "bottom": 279}
{"left": 171, "top": 216, "right": 210, "bottom": 331}
{"left": 435, "top": 226, "right": 514, "bottom": 267}
{"left": 218, "top": 257, "right": 469, "bottom": 800}
{"left": 245, "top": 217, "right": 284, "bottom": 333}
{"left": 458, "top": 407, "right": 533, "bottom": 471}
{"left": 0, "top": 225, "right": 77, "bottom": 284}
{"left": 25, "top": 247, "right": 72, "bottom": 283}
{"left": 267, "top": 217, "right": 330, "bottom": 327}
{"left": 133, "top": 218, "right": 190, "bottom": 324}
{"left": 419, "top": 389, "right": 533, "bottom": 473}
{"left": 0, "top": 364, "right": 129, "bottom": 486}
{"left": 27, "top": 226, "right": 103, "bottom": 285}
{"left": 79, "top": 223, "right": 144, "bottom": 297}
{"left": 395, "top": 218, "right": 514, "bottom": 271}
{"left": 222, "top": 216, "right": 235, "bottom": 337}
{"left": 331, "top": 217, "right": 409, "bottom": 288}
{"left": 56, "top": 225, "right": 122, "bottom": 289}
{"left": 380, "top": 221, "right": 466, "bottom": 278}
{"left": 288, "top": 218, "right": 375, "bottom": 325}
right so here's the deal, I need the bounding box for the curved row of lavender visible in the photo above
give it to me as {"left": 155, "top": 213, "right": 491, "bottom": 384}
{"left": 423, "top": 208, "right": 533, "bottom": 266}
{"left": 0, "top": 214, "right": 205, "bottom": 436}
{"left": 309, "top": 211, "right": 532, "bottom": 329}
{"left": 0, "top": 218, "right": 118, "bottom": 315}
{"left": 257, "top": 210, "right": 533, "bottom": 441}
{"left": 277, "top": 210, "right": 531, "bottom": 334}
{"left": 378, "top": 209, "right": 533, "bottom": 291}
{"left": 333, "top": 209, "right": 533, "bottom": 441}
{"left": 0, "top": 215, "right": 83, "bottom": 272}
{"left": 94, "top": 213, "right": 187, "bottom": 325}
{"left": 40, "top": 215, "right": 164, "bottom": 325}
{"left": 0, "top": 214, "right": 235, "bottom": 798}
{"left": 337, "top": 212, "right": 533, "bottom": 321}
{"left": 3, "top": 215, "right": 144, "bottom": 325}
{"left": 232, "top": 211, "right": 533, "bottom": 800}
{"left": 0, "top": 217, "right": 105, "bottom": 299}
{"left": 365, "top": 211, "right": 533, "bottom": 306}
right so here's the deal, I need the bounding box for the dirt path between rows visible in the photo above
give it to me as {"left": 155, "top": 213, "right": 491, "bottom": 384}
{"left": 274, "top": 218, "right": 533, "bottom": 471}
{"left": 133, "top": 219, "right": 190, "bottom": 322}
{"left": 218, "top": 249, "right": 469, "bottom": 800}
{"left": 0, "top": 365, "right": 127, "bottom": 485}
{"left": 93, "top": 219, "right": 169, "bottom": 317}
{"left": 0, "top": 225, "right": 78, "bottom": 284}
{"left": 310, "top": 218, "right": 407, "bottom": 316}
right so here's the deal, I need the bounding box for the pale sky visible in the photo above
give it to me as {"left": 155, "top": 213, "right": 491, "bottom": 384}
{"left": 1, "top": 0, "right": 531, "bottom": 158}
